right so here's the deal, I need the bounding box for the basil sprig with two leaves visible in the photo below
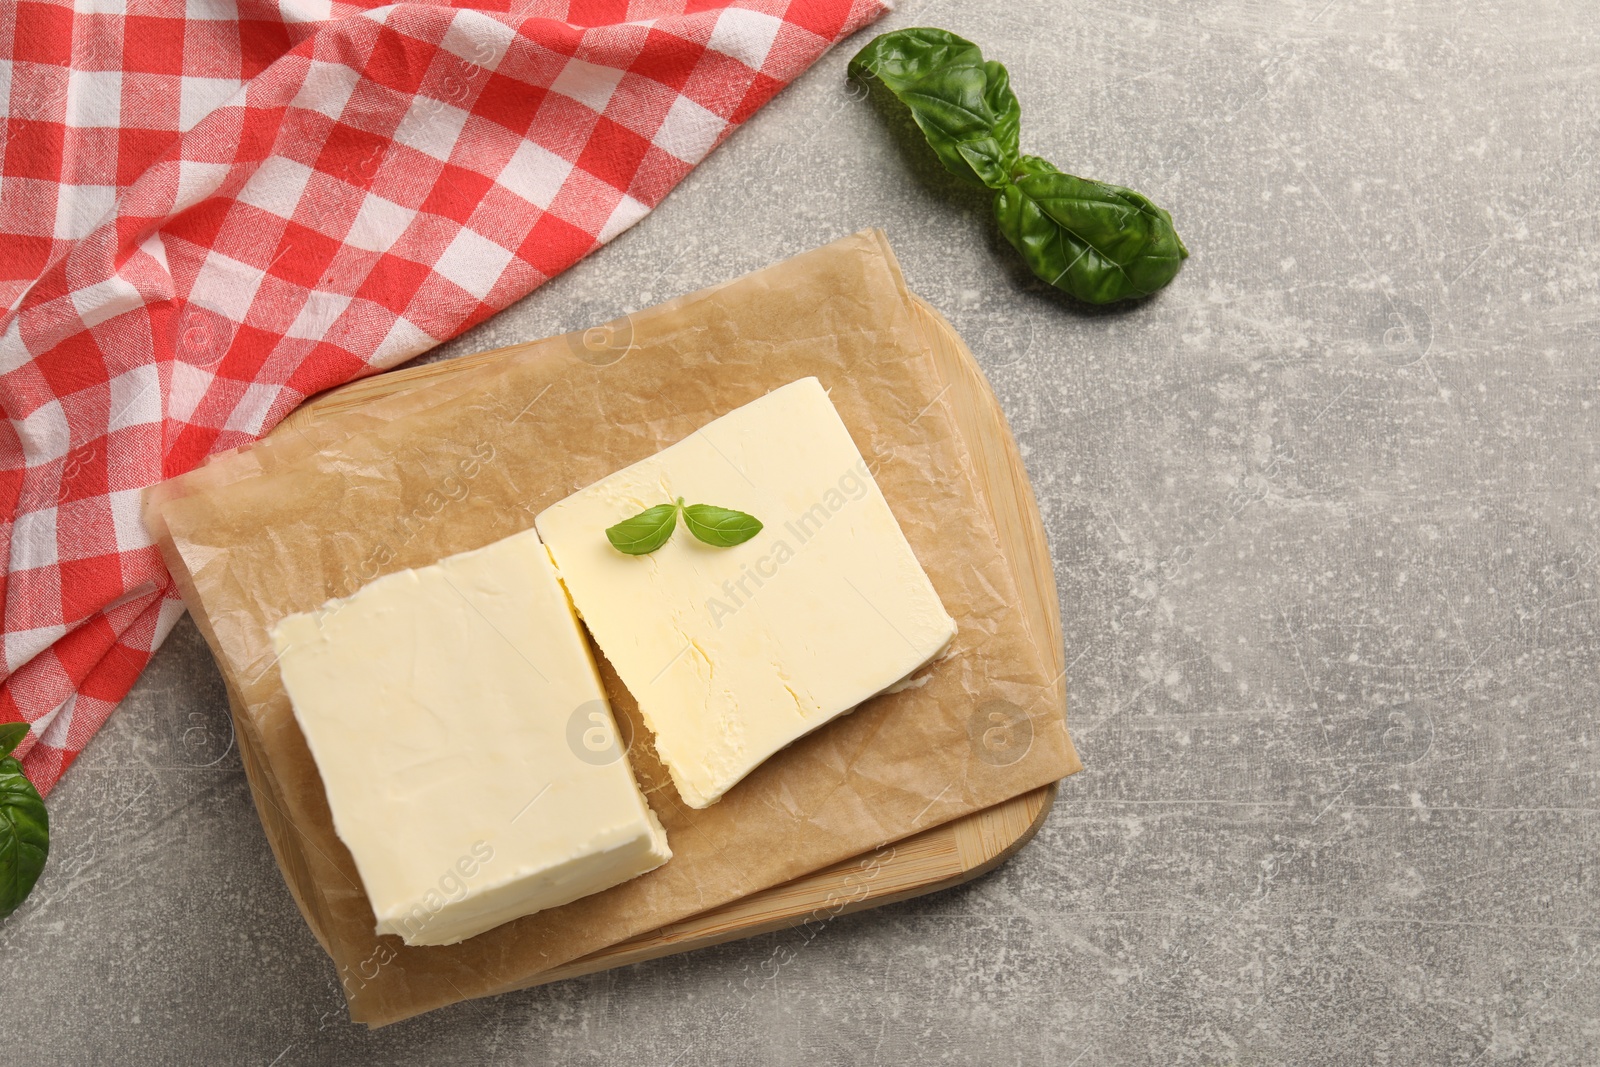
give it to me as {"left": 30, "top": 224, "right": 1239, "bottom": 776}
{"left": 849, "top": 28, "right": 1188, "bottom": 305}
{"left": 0, "top": 722, "right": 49, "bottom": 921}
{"left": 606, "top": 498, "right": 762, "bottom": 556}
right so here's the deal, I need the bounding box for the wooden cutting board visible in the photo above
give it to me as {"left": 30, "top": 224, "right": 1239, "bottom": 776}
{"left": 280, "top": 293, "right": 1066, "bottom": 985}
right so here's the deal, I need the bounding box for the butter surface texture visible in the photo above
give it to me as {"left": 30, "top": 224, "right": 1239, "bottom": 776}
{"left": 270, "top": 528, "right": 669, "bottom": 947}
{"left": 536, "top": 377, "right": 957, "bottom": 808}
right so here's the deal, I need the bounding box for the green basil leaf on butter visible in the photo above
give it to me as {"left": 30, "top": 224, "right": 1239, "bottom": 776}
{"left": 682, "top": 504, "right": 763, "bottom": 548}
{"left": 0, "top": 725, "right": 48, "bottom": 921}
{"left": 995, "top": 162, "right": 1189, "bottom": 304}
{"left": 849, "top": 28, "right": 1020, "bottom": 189}
{"left": 605, "top": 503, "right": 679, "bottom": 556}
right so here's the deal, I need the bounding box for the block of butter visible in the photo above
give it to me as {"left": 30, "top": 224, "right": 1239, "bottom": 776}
{"left": 536, "top": 377, "right": 957, "bottom": 809}
{"left": 270, "top": 528, "right": 669, "bottom": 947}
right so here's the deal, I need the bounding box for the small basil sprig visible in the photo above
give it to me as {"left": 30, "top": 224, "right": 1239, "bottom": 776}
{"left": 606, "top": 498, "right": 762, "bottom": 555}
{"left": 849, "top": 28, "right": 1188, "bottom": 305}
{"left": 0, "top": 722, "right": 49, "bottom": 921}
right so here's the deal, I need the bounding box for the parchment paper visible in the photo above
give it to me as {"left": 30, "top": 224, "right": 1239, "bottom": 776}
{"left": 143, "top": 230, "right": 1081, "bottom": 1027}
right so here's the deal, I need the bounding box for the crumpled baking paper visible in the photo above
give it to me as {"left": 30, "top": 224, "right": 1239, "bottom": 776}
{"left": 143, "top": 230, "right": 1080, "bottom": 1026}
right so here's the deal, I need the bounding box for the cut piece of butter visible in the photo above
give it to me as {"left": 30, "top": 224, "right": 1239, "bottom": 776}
{"left": 535, "top": 377, "right": 957, "bottom": 809}
{"left": 270, "top": 527, "right": 669, "bottom": 947}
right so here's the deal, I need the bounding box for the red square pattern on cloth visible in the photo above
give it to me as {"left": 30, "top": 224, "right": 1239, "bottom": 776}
{"left": 0, "top": 0, "right": 890, "bottom": 793}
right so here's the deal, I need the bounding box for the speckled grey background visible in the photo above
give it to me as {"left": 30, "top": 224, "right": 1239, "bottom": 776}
{"left": 5, "top": 1, "right": 1599, "bottom": 1063}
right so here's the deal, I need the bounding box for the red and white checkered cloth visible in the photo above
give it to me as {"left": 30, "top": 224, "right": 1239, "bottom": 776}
{"left": 0, "top": 0, "right": 889, "bottom": 795}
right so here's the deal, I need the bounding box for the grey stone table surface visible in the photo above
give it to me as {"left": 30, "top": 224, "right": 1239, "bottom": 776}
{"left": 5, "top": 1, "right": 1599, "bottom": 1064}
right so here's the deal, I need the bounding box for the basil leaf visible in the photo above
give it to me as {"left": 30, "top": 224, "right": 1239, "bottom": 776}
{"left": 850, "top": 26, "right": 984, "bottom": 81}
{"left": 682, "top": 505, "right": 763, "bottom": 548}
{"left": 1015, "top": 153, "right": 1058, "bottom": 176}
{"left": 852, "top": 29, "right": 1188, "bottom": 304}
{"left": 0, "top": 742, "right": 48, "bottom": 921}
{"left": 0, "top": 722, "right": 27, "bottom": 759}
{"left": 995, "top": 159, "right": 1189, "bottom": 304}
{"left": 605, "top": 503, "right": 679, "bottom": 556}
{"left": 955, "top": 136, "right": 1012, "bottom": 190}
{"left": 849, "top": 28, "right": 1020, "bottom": 189}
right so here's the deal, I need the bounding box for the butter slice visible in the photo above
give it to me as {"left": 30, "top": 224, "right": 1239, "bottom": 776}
{"left": 536, "top": 377, "right": 957, "bottom": 809}
{"left": 270, "top": 528, "right": 669, "bottom": 947}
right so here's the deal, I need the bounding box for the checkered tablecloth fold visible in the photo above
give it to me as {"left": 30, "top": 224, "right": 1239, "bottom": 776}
{"left": 0, "top": 0, "right": 889, "bottom": 794}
